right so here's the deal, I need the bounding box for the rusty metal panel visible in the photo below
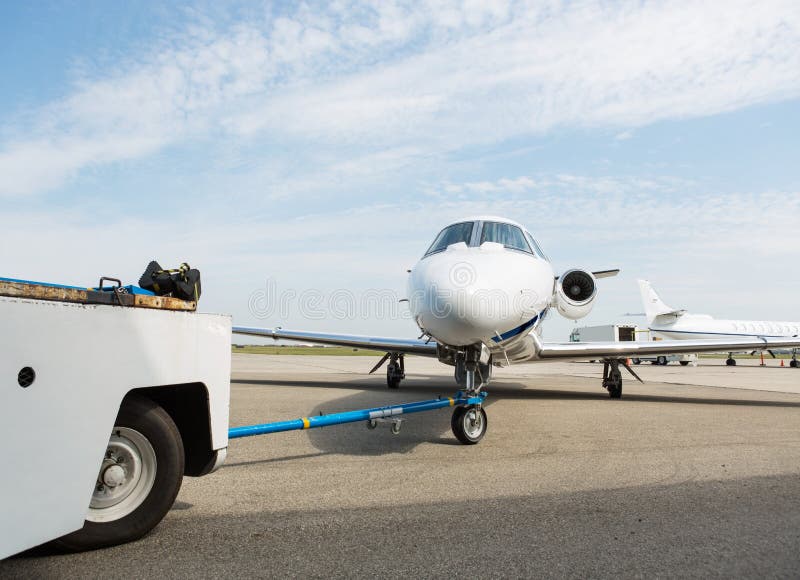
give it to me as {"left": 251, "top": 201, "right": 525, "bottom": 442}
{"left": 133, "top": 294, "right": 196, "bottom": 311}
{"left": 0, "top": 280, "right": 89, "bottom": 303}
{"left": 0, "top": 280, "right": 195, "bottom": 311}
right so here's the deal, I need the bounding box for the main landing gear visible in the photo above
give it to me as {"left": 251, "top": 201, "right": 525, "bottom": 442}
{"left": 602, "top": 358, "right": 643, "bottom": 399}
{"left": 386, "top": 353, "right": 405, "bottom": 389}
{"left": 369, "top": 352, "right": 406, "bottom": 389}
{"left": 790, "top": 350, "right": 798, "bottom": 368}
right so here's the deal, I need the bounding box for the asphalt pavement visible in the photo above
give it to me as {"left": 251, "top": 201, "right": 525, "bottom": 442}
{"left": 3, "top": 355, "right": 799, "bottom": 578}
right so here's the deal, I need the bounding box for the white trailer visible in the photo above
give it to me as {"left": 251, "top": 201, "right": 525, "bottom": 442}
{"left": 0, "top": 281, "right": 231, "bottom": 559}
{"left": 569, "top": 324, "right": 638, "bottom": 343}
{"left": 570, "top": 324, "right": 637, "bottom": 362}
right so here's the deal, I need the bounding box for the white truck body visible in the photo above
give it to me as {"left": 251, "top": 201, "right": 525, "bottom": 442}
{"left": 570, "top": 324, "right": 638, "bottom": 343}
{"left": 0, "top": 296, "right": 231, "bottom": 559}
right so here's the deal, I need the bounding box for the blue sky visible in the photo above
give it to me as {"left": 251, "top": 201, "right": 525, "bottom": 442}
{"left": 1, "top": 0, "right": 799, "bottom": 341}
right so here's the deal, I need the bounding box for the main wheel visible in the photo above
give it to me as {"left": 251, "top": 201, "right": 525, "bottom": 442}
{"left": 53, "top": 395, "right": 185, "bottom": 552}
{"left": 679, "top": 361, "right": 690, "bottom": 366}
{"left": 451, "top": 405, "right": 487, "bottom": 445}
{"left": 387, "top": 362, "right": 402, "bottom": 389}
{"left": 632, "top": 358, "right": 641, "bottom": 365}
{"left": 790, "top": 360, "right": 797, "bottom": 368}
{"left": 726, "top": 358, "right": 737, "bottom": 366}
{"left": 657, "top": 356, "right": 668, "bottom": 366}
{"left": 608, "top": 383, "right": 622, "bottom": 399}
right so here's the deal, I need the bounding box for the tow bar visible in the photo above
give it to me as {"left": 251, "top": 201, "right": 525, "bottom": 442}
{"left": 229, "top": 390, "right": 488, "bottom": 444}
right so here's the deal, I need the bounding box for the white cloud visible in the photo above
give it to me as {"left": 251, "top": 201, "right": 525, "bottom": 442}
{"left": 1, "top": 0, "right": 799, "bottom": 196}
{"left": 234, "top": 0, "right": 800, "bottom": 145}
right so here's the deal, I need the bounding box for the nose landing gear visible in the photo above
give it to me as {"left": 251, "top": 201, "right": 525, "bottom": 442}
{"left": 451, "top": 346, "right": 491, "bottom": 442}
{"left": 454, "top": 347, "right": 492, "bottom": 392}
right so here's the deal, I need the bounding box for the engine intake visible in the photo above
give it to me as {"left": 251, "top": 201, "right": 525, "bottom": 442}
{"left": 555, "top": 269, "right": 597, "bottom": 320}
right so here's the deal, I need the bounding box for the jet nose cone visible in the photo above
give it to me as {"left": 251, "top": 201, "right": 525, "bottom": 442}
{"left": 407, "top": 247, "right": 553, "bottom": 346}
{"left": 407, "top": 258, "right": 489, "bottom": 345}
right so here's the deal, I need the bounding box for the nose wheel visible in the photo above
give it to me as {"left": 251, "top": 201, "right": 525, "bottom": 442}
{"left": 451, "top": 404, "right": 487, "bottom": 444}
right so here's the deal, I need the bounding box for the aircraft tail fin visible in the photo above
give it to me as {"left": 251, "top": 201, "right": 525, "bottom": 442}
{"left": 637, "top": 280, "right": 685, "bottom": 324}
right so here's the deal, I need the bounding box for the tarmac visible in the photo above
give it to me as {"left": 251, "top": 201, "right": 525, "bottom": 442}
{"left": 3, "top": 354, "right": 800, "bottom": 578}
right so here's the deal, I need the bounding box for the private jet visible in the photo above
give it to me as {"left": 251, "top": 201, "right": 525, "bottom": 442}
{"left": 235, "top": 217, "right": 800, "bottom": 442}
{"left": 639, "top": 279, "right": 800, "bottom": 367}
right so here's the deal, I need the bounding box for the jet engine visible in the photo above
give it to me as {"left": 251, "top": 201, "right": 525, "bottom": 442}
{"left": 554, "top": 269, "right": 597, "bottom": 320}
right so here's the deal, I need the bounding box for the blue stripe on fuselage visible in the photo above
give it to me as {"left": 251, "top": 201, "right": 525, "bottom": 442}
{"left": 492, "top": 310, "right": 546, "bottom": 342}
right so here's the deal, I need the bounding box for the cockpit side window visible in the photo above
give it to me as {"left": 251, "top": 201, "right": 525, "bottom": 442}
{"left": 480, "top": 222, "right": 532, "bottom": 253}
{"left": 525, "top": 231, "right": 548, "bottom": 260}
{"left": 424, "top": 222, "right": 475, "bottom": 256}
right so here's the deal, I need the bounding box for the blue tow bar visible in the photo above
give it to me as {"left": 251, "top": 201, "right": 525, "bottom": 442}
{"left": 228, "top": 391, "right": 487, "bottom": 439}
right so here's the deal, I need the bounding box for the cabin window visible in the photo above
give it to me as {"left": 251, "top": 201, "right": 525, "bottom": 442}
{"left": 425, "top": 222, "right": 475, "bottom": 256}
{"left": 480, "top": 222, "right": 532, "bottom": 253}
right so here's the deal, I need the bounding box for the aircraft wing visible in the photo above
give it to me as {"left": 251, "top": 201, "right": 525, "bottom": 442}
{"left": 233, "top": 326, "right": 439, "bottom": 356}
{"left": 234, "top": 326, "right": 799, "bottom": 362}
{"left": 533, "top": 336, "right": 800, "bottom": 361}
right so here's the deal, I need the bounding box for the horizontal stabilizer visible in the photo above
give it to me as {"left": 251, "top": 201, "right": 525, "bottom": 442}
{"left": 659, "top": 309, "right": 687, "bottom": 317}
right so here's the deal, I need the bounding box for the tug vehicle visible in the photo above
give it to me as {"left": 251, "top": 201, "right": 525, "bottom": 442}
{"left": 0, "top": 276, "right": 231, "bottom": 559}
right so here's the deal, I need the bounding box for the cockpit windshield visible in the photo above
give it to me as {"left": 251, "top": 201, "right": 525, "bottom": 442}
{"left": 480, "top": 221, "right": 531, "bottom": 253}
{"left": 525, "top": 231, "right": 548, "bottom": 260}
{"left": 425, "top": 222, "right": 474, "bottom": 256}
